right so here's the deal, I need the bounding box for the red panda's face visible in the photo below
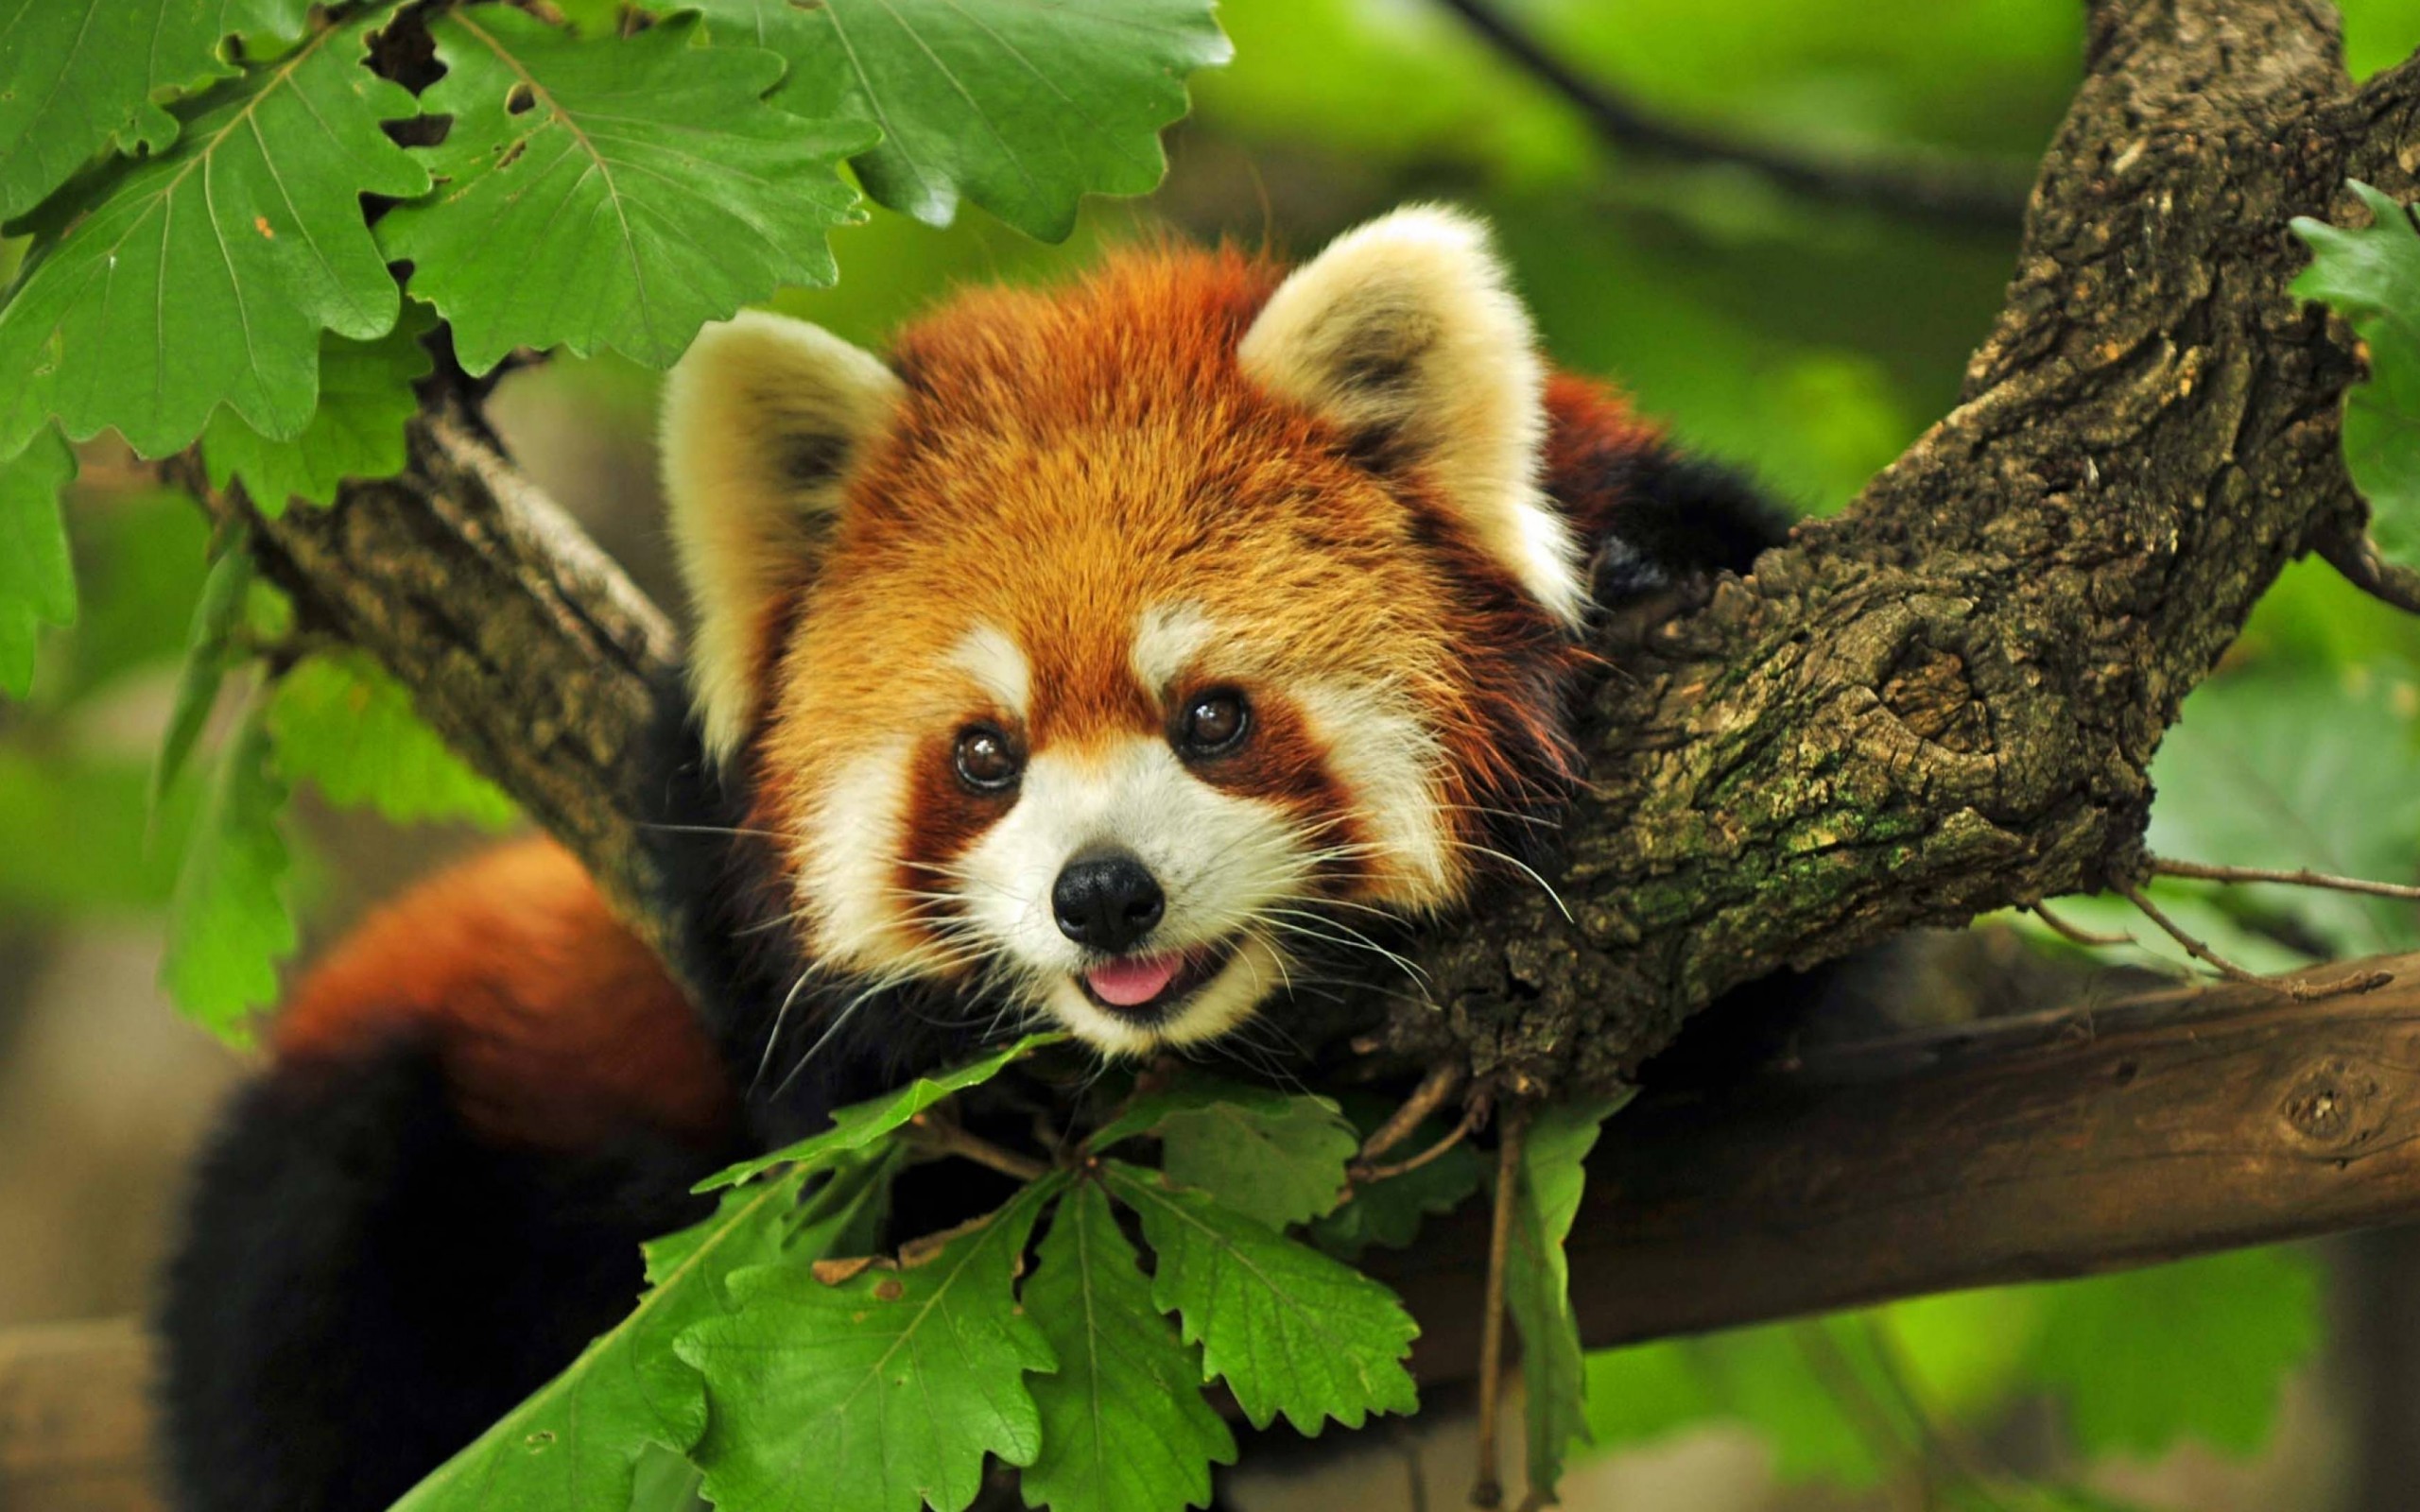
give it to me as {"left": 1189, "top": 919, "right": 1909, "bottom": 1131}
{"left": 663, "top": 209, "right": 1590, "bottom": 1057}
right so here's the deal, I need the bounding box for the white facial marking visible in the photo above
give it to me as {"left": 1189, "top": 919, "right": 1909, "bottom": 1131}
{"left": 1131, "top": 602, "right": 1214, "bottom": 694}
{"left": 1294, "top": 679, "right": 1458, "bottom": 909}
{"left": 955, "top": 736, "right": 1313, "bottom": 1052}
{"left": 948, "top": 622, "right": 1031, "bottom": 719}
{"left": 796, "top": 739, "right": 919, "bottom": 970}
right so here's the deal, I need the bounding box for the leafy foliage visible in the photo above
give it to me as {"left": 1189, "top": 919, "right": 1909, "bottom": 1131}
{"left": 397, "top": 1159, "right": 889, "bottom": 1512}
{"left": 1105, "top": 1160, "right": 1420, "bottom": 1435}
{"left": 2028, "top": 1247, "right": 2321, "bottom": 1458}
{"left": 380, "top": 8, "right": 873, "bottom": 375}
{"left": 267, "top": 650, "right": 515, "bottom": 829}
{"left": 0, "top": 8, "right": 424, "bottom": 460}
{"left": 683, "top": 1177, "right": 1063, "bottom": 1512}
{"left": 0, "top": 427, "right": 76, "bottom": 696}
{"left": 1584, "top": 1247, "right": 2323, "bottom": 1492}
{"left": 0, "top": 0, "right": 313, "bottom": 220}
{"left": 1102, "top": 1074, "right": 1359, "bottom": 1230}
{"left": 200, "top": 304, "right": 436, "bottom": 514}
{"left": 1021, "top": 1183, "right": 1237, "bottom": 1512}
{"left": 2293, "top": 181, "right": 2420, "bottom": 566}
{"left": 151, "top": 541, "right": 255, "bottom": 815}
{"left": 1505, "top": 1094, "right": 1629, "bottom": 1501}
{"left": 649, "top": 0, "right": 1231, "bottom": 240}
{"left": 700, "top": 1033, "right": 1064, "bottom": 1192}
{"left": 160, "top": 686, "right": 293, "bottom": 1040}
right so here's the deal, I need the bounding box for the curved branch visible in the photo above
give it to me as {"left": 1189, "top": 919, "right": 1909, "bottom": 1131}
{"left": 1376, "top": 0, "right": 2389, "bottom": 1093}
{"left": 1431, "top": 0, "right": 2033, "bottom": 231}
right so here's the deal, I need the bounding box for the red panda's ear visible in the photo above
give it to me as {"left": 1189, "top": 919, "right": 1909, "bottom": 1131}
{"left": 661, "top": 311, "right": 904, "bottom": 765}
{"left": 1239, "top": 206, "right": 1583, "bottom": 627}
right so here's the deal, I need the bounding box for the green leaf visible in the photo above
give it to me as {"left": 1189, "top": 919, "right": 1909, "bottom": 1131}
{"left": 1019, "top": 1181, "right": 1236, "bottom": 1512}
{"left": 380, "top": 9, "right": 873, "bottom": 375}
{"left": 395, "top": 1159, "right": 891, "bottom": 1512}
{"left": 161, "top": 686, "right": 293, "bottom": 1040}
{"left": 1103, "top": 1160, "right": 1418, "bottom": 1435}
{"left": 681, "top": 1176, "right": 1064, "bottom": 1512}
{"left": 0, "top": 0, "right": 313, "bottom": 221}
{"left": 1505, "top": 1094, "right": 1629, "bottom": 1501}
{"left": 649, "top": 0, "right": 1230, "bottom": 240}
{"left": 1097, "top": 1074, "right": 1357, "bottom": 1231}
{"left": 151, "top": 540, "right": 255, "bottom": 816}
{"left": 698, "top": 1032, "right": 1063, "bottom": 1192}
{"left": 0, "top": 427, "right": 76, "bottom": 696}
{"left": 2028, "top": 1248, "right": 2320, "bottom": 1458}
{"left": 268, "top": 650, "right": 515, "bottom": 829}
{"left": 2293, "top": 182, "right": 2420, "bottom": 565}
{"left": 0, "top": 9, "right": 426, "bottom": 460}
{"left": 200, "top": 302, "right": 435, "bottom": 513}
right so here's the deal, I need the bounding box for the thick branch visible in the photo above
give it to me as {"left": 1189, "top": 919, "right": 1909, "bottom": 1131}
{"left": 180, "top": 398, "right": 693, "bottom": 982}
{"left": 1380, "top": 0, "right": 2394, "bottom": 1092}
{"left": 1373, "top": 951, "right": 2420, "bottom": 1380}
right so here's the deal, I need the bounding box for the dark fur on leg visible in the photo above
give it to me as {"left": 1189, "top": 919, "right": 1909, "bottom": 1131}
{"left": 158, "top": 1037, "right": 724, "bottom": 1512}
{"left": 1592, "top": 441, "right": 1795, "bottom": 603}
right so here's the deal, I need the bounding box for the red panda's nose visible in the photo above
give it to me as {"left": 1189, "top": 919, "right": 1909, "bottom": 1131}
{"left": 1052, "top": 849, "right": 1166, "bottom": 954}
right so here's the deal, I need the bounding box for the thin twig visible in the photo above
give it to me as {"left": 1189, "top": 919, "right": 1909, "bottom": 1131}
{"left": 2152, "top": 856, "right": 2420, "bottom": 902}
{"left": 2116, "top": 884, "right": 2394, "bottom": 1001}
{"left": 1432, "top": 0, "right": 2030, "bottom": 231}
{"left": 1353, "top": 1104, "right": 1481, "bottom": 1184}
{"left": 2316, "top": 523, "right": 2420, "bottom": 616}
{"left": 1470, "top": 1105, "right": 1527, "bottom": 1510}
{"left": 1358, "top": 1062, "right": 1468, "bottom": 1164}
{"left": 906, "top": 1116, "right": 1051, "bottom": 1182}
{"left": 2030, "top": 900, "right": 2138, "bottom": 948}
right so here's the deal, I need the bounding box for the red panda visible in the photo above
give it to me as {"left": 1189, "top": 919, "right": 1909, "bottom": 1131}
{"left": 160, "top": 208, "right": 1787, "bottom": 1512}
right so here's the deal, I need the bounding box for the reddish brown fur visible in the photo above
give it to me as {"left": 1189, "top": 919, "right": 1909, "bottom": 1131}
{"left": 752, "top": 248, "right": 1649, "bottom": 939}
{"left": 275, "top": 839, "right": 734, "bottom": 1151}
{"left": 277, "top": 244, "right": 1681, "bottom": 1136}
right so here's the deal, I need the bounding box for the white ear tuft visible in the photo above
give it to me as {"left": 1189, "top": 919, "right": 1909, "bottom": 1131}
{"left": 661, "top": 310, "right": 903, "bottom": 765}
{"left": 1238, "top": 206, "right": 1583, "bottom": 626}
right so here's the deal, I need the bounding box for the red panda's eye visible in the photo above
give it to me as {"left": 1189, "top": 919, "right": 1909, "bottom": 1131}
{"left": 1178, "top": 690, "right": 1251, "bottom": 757}
{"left": 954, "top": 725, "right": 1022, "bottom": 793}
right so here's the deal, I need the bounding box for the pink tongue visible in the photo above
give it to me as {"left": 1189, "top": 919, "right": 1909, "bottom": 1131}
{"left": 1085, "top": 954, "right": 1184, "bottom": 1007}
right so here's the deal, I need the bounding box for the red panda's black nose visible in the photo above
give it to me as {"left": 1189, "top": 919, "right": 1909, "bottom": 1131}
{"left": 1052, "top": 850, "right": 1166, "bottom": 954}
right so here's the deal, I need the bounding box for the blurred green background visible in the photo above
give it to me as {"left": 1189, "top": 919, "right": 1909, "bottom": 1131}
{"left": 12, "top": 1, "right": 2420, "bottom": 1507}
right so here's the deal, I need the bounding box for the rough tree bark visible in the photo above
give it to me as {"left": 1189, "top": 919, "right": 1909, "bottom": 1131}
{"left": 177, "top": 0, "right": 2420, "bottom": 1341}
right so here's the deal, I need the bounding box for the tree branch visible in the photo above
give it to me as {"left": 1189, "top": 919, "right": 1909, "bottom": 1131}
{"left": 1372, "top": 950, "right": 2420, "bottom": 1380}
{"left": 1375, "top": 0, "right": 2394, "bottom": 1095}
{"left": 1431, "top": 0, "right": 2033, "bottom": 231}
{"left": 173, "top": 397, "right": 695, "bottom": 987}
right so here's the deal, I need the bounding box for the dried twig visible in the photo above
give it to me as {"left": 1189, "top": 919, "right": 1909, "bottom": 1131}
{"left": 1470, "top": 1106, "right": 1528, "bottom": 1510}
{"left": 2316, "top": 523, "right": 2420, "bottom": 617}
{"left": 2030, "top": 901, "right": 2138, "bottom": 948}
{"left": 1354, "top": 1103, "right": 1482, "bottom": 1184}
{"left": 905, "top": 1116, "right": 1051, "bottom": 1183}
{"left": 2152, "top": 856, "right": 2420, "bottom": 902}
{"left": 1358, "top": 1062, "right": 1469, "bottom": 1165}
{"left": 1432, "top": 0, "right": 2030, "bottom": 231}
{"left": 2116, "top": 884, "right": 2393, "bottom": 1001}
